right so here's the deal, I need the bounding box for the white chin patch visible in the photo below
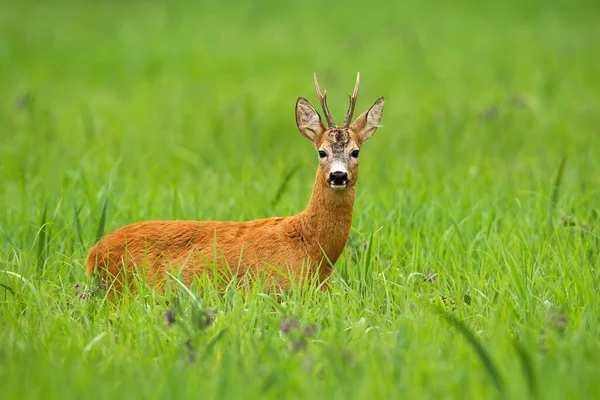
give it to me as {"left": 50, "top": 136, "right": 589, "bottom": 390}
{"left": 330, "top": 183, "right": 347, "bottom": 190}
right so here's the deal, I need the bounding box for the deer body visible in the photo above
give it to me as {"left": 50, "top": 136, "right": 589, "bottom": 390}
{"left": 86, "top": 73, "right": 384, "bottom": 294}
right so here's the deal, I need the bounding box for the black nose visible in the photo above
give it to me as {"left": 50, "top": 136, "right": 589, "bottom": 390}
{"left": 329, "top": 171, "right": 348, "bottom": 185}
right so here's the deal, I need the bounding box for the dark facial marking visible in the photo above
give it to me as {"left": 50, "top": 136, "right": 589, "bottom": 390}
{"left": 330, "top": 129, "right": 350, "bottom": 155}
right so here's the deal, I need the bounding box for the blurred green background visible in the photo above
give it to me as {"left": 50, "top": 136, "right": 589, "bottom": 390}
{"left": 1, "top": 0, "right": 599, "bottom": 398}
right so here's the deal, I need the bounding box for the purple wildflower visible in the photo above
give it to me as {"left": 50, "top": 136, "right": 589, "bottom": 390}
{"left": 481, "top": 105, "right": 498, "bottom": 121}
{"left": 96, "top": 279, "right": 107, "bottom": 291}
{"left": 548, "top": 312, "right": 567, "bottom": 331}
{"left": 304, "top": 324, "right": 317, "bottom": 337}
{"left": 281, "top": 316, "right": 298, "bottom": 334}
{"left": 424, "top": 273, "right": 437, "bottom": 282}
{"left": 13, "top": 93, "right": 34, "bottom": 110}
{"left": 198, "top": 308, "right": 217, "bottom": 330}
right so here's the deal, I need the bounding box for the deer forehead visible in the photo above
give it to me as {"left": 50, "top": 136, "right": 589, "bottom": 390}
{"left": 319, "top": 129, "right": 357, "bottom": 153}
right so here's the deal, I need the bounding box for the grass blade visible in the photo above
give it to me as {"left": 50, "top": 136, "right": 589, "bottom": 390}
{"left": 165, "top": 271, "right": 199, "bottom": 304}
{"left": 95, "top": 197, "right": 109, "bottom": 242}
{"left": 550, "top": 154, "right": 567, "bottom": 211}
{"left": 36, "top": 203, "right": 48, "bottom": 274}
{"left": 547, "top": 154, "right": 567, "bottom": 235}
{"left": 1, "top": 270, "right": 41, "bottom": 303}
{"left": 513, "top": 339, "right": 538, "bottom": 399}
{"left": 436, "top": 309, "right": 505, "bottom": 395}
{"left": 0, "top": 283, "right": 15, "bottom": 296}
{"left": 449, "top": 214, "right": 466, "bottom": 248}
{"left": 83, "top": 332, "right": 107, "bottom": 352}
{"left": 271, "top": 162, "right": 301, "bottom": 208}
{"left": 257, "top": 293, "right": 286, "bottom": 313}
{"left": 73, "top": 202, "right": 85, "bottom": 248}
{"left": 202, "top": 328, "right": 227, "bottom": 360}
{"left": 361, "top": 230, "right": 375, "bottom": 295}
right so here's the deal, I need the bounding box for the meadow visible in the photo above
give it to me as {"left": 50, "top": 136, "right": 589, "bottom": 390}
{"left": 1, "top": 0, "right": 599, "bottom": 398}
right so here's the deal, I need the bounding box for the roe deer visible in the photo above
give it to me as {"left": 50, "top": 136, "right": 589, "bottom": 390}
{"left": 86, "top": 73, "right": 384, "bottom": 294}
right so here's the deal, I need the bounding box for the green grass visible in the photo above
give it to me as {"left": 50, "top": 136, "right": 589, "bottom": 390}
{"left": 1, "top": 0, "right": 599, "bottom": 398}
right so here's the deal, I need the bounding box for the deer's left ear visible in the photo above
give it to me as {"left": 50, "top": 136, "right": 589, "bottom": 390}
{"left": 350, "top": 96, "right": 384, "bottom": 143}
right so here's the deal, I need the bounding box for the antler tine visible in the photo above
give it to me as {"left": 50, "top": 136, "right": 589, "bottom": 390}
{"left": 342, "top": 71, "right": 360, "bottom": 128}
{"left": 313, "top": 73, "right": 336, "bottom": 128}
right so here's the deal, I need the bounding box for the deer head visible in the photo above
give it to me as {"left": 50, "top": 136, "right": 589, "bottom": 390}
{"left": 295, "top": 72, "right": 384, "bottom": 191}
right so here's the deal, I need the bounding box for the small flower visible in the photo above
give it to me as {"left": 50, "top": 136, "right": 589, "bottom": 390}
{"left": 165, "top": 309, "right": 176, "bottom": 327}
{"left": 424, "top": 273, "right": 437, "bottom": 283}
{"left": 511, "top": 94, "right": 532, "bottom": 108}
{"left": 440, "top": 295, "right": 457, "bottom": 312}
{"left": 96, "top": 279, "right": 107, "bottom": 291}
{"left": 481, "top": 105, "right": 498, "bottom": 121}
{"left": 281, "top": 316, "right": 298, "bottom": 334}
{"left": 280, "top": 317, "right": 319, "bottom": 353}
{"left": 13, "top": 93, "right": 34, "bottom": 110}
{"left": 196, "top": 308, "right": 217, "bottom": 330}
{"left": 548, "top": 312, "right": 567, "bottom": 331}
{"left": 304, "top": 324, "right": 317, "bottom": 337}
{"left": 561, "top": 216, "right": 576, "bottom": 227}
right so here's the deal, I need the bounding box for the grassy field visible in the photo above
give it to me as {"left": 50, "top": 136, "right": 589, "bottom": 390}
{"left": 1, "top": 0, "right": 599, "bottom": 398}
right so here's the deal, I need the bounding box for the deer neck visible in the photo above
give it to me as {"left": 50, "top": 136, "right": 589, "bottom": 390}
{"left": 297, "top": 167, "right": 356, "bottom": 264}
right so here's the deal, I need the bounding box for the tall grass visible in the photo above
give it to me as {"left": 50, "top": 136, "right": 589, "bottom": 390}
{"left": 1, "top": 0, "right": 599, "bottom": 398}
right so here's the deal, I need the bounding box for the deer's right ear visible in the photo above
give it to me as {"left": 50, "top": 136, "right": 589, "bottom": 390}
{"left": 296, "top": 97, "right": 326, "bottom": 142}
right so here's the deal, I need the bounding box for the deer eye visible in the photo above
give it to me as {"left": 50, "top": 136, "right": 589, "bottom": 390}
{"left": 351, "top": 150, "right": 360, "bottom": 158}
{"left": 318, "top": 150, "right": 328, "bottom": 159}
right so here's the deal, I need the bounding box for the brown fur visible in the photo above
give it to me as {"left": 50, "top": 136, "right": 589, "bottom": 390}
{"left": 86, "top": 75, "right": 384, "bottom": 295}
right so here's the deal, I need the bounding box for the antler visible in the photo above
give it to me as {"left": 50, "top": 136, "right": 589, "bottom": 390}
{"left": 342, "top": 72, "right": 360, "bottom": 128}
{"left": 313, "top": 73, "right": 336, "bottom": 128}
